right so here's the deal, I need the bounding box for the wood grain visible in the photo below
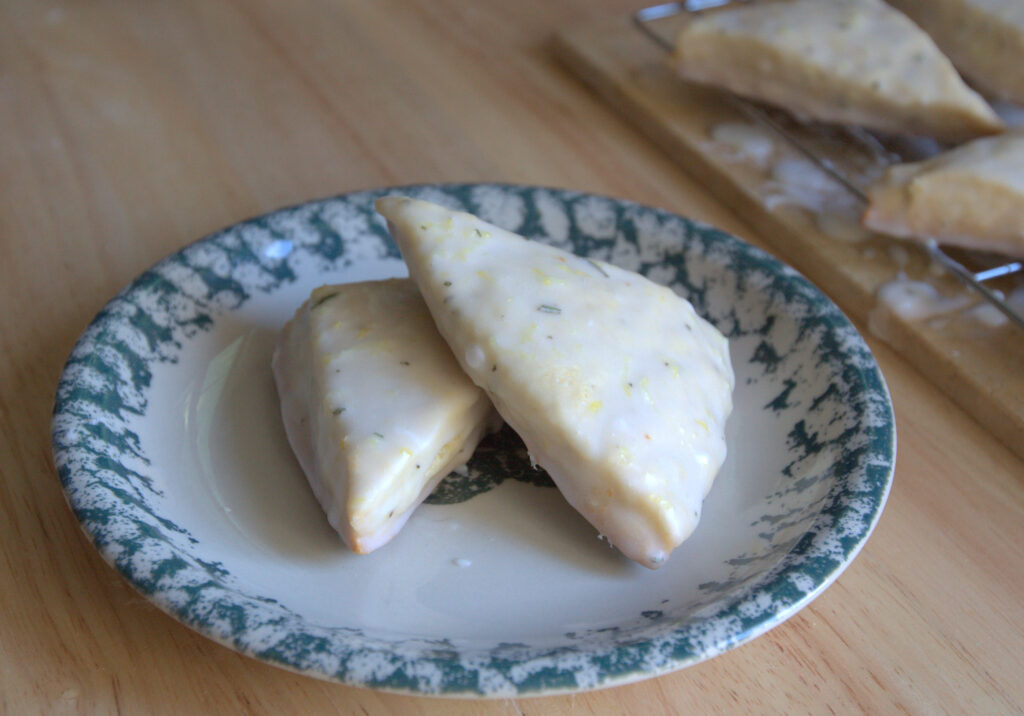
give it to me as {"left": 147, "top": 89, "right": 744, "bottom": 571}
{"left": 2, "top": 1, "right": 1023, "bottom": 713}
{"left": 553, "top": 12, "right": 1024, "bottom": 464}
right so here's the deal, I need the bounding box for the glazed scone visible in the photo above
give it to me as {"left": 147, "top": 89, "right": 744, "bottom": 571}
{"left": 375, "top": 197, "right": 734, "bottom": 569}
{"left": 888, "top": 0, "right": 1024, "bottom": 105}
{"left": 272, "top": 279, "right": 498, "bottom": 554}
{"left": 671, "top": 0, "right": 1004, "bottom": 142}
{"left": 862, "top": 128, "right": 1024, "bottom": 257}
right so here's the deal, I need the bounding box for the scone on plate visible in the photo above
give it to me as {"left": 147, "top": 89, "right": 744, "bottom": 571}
{"left": 272, "top": 279, "right": 498, "bottom": 554}
{"left": 376, "top": 197, "right": 734, "bottom": 569}
{"left": 862, "top": 128, "right": 1024, "bottom": 258}
{"left": 671, "top": 0, "right": 1004, "bottom": 142}
{"left": 888, "top": 0, "right": 1024, "bottom": 106}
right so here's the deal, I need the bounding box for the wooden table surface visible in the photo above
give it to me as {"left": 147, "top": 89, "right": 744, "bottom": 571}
{"left": 2, "top": 1, "right": 1022, "bottom": 713}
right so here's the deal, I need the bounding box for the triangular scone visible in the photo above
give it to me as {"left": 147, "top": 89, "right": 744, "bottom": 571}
{"left": 888, "top": 0, "right": 1024, "bottom": 105}
{"left": 376, "top": 197, "right": 734, "bottom": 569}
{"left": 672, "top": 0, "right": 1003, "bottom": 142}
{"left": 862, "top": 128, "right": 1024, "bottom": 258}
{"left": 272, "top": 279, "right": 498, "bottom": 554}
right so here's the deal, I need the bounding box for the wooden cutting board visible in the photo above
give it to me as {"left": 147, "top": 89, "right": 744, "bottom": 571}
{"left": 554, "top": 12, "right": 1024, "bottom": 462}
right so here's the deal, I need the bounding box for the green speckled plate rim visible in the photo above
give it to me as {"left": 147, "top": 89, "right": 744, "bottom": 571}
{"left": 51, "top": 183, "right": 895, "bottom": 697}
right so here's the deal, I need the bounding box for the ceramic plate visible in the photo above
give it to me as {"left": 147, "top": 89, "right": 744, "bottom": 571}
{"left": 52, "top": 184, "right": 895, "bottom": 697}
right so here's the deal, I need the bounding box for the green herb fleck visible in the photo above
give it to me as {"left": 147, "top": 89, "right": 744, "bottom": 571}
{"left": 537, "top": 304, "right": 561, "bottom": 314}
{"left": 373, "top": 432, "right": 384, "bottom": 439}
{"left": 587, "top": 259, "right": 609, "bottom": 278}
{"left": 443, "top": 280, "right": 452, "bottom": 287}
{"left": 400, "top": 361, "right": 410, "bottom": 366}
{"left": 332, "top": 407, "right": 346, "bottom": 416}
{"left": 474, "top": 228, "right": 483, "bottom": 237}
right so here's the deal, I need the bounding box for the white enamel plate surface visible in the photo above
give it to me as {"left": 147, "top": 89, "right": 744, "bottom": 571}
{"left": 52, "top": 184, "right": 895, "bottom": 696}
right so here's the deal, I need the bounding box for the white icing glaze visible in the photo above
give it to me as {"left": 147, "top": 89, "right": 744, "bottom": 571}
{"left": 763, "top": 158, "right": 863, "bottom": 224}
{"left": 272, "top": 279, "right": 497, "bottom": 554}
{"left": 376, "top": 197, "right": 734, "bottom": 569}
{"left": 764, "top": 158, "right": 835, "bottom": 212}
{"left": 965, "top": 286, "right": 1024, "bottom": 328}
{"left": 874, "top": 278, "right": 973, "bottom": 321}
{"left": 707, "top": 122, "right": 776, "bottom": 168}
{"left": 966, "top": 302, "right": 1010, "bottom": 328}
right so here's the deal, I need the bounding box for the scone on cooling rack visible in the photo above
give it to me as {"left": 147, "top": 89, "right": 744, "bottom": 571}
{"left": 862, "top": 128, "right": 1024, "bottom": 258}
{"left": 888, "top": 0, "right": 1024, "bottom": 106}
{"left": 671, "top": 0, "right": 1004, "bottom": 142}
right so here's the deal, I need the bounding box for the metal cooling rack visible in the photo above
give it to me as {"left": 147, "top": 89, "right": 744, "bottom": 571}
{"left": 635, "top": 1, "right": 1024, "bottom": 331}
